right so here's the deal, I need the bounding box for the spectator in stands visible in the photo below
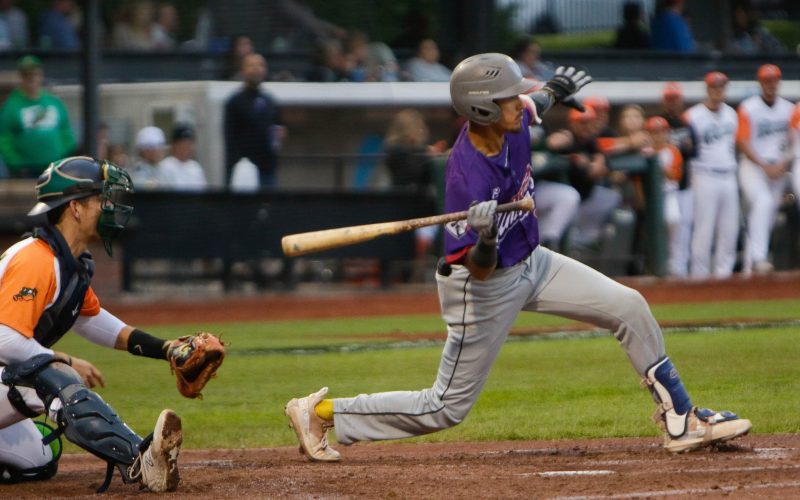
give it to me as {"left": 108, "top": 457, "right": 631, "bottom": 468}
{"left": 274, "top": 0, "right": 347, "bottom": 48}
{"left": 343, "top": 30, "right": 399, "bottom": 82}
{"left": 225, "top": 34, "right": 254, "bottom": 81}
{"left": 306, "top": 38, "right": 349, "bottom": 82}
{"left": 159, "top": 123, "right": 207, "bottom": 191}
{"left": 129, "top": 126, "right": 167, "bottom": 189}
{"left": 111, "top": 0, "right": 160, "bottom": 51}
{"left": 614, "top": 1, "right": 650, "bottom": 50}
{"left": 512, "top": 38, "right": 554, "bottom": 81}
{"left": 0, "top": 56, "right": 75, "bottom": 178}
{"left": 650, "top": 0, "right": 695, "bottom": 53}
{"left": 583, "top": 95, "right": 614, "bottom": 137}
{"left": 383, "top": 109, "right": 446, "bottom": 276}
{"left": 403, "top": 39, "right": 452, "bottom": 82}
{"left": 0, "top": 0, "right": 28, "bottom": 50}
{"left": 224, "top": 53, "right": 285, "bottom": 188}
{"left": 107, "top": 143, "right": 131, "bottom": 169}
{"left": 729, "top": 1, "right": 785, "bottom": 53}
{"left": 547, "top": 107, "right": 621, "bottom": 250}
{"left": 737, "top": 64, "right": 793, "bottom": 275}
{"left": 659, "top": 82, "right": 695, "bottom": 277}
{"left": 152, "top": 2, "right": 179, "bottom": 50}
{"left": 646, "top": 116, "right": 685, "bottom": 277}
{"left": 38, "top": 0, "right": 80, "bottom": 50}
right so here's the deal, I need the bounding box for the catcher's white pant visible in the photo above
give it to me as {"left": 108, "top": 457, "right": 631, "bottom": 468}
{"left": 739, "top": 158, "right": 788, "bottom": 270}
{"left": 332, "top": 245, "right": 665, "bottom": 444}
{"left": 668, "top": 189, "right": 693, "bottom": 278}
{"left": 0, "top": 376, "right": 54, "bottom": 469}
{"left": 690, "top": 170, "right": 740, "bottom": 279}
{"left": 534, "top": 181, "right": 580, "bottom": 244}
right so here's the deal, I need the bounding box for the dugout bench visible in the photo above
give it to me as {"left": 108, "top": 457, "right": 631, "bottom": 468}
{"left": 119, "top": 190, "right": 437, "bottom": 291}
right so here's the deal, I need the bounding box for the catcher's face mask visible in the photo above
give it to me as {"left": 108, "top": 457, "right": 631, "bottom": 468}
{"left": 28, "top": 157, "right": 134, "bottom": 256}
{"left": 97, "top": 161, "right": 134, "bottom": 256}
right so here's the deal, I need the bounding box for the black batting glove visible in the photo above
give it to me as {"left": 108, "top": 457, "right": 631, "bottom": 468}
{"left": 542, "top": 66, "right": 592, "bottom": 106}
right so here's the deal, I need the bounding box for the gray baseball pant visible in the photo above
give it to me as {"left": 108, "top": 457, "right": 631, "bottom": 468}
{"left": 332, "top": 245, "right": 665, "bottom": 444}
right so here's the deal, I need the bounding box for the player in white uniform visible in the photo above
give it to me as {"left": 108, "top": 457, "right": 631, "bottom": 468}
{"left": 792, "top": 103, "right": 800, "bottom": 210}
{"left": 684, "top": 72, "right": 739, "bottom": 279}
{"left": 737, "top": 64, "right": 794, "bottom": 274}
{"left": 283, "top": 54, "right": 751, "bottom": 463}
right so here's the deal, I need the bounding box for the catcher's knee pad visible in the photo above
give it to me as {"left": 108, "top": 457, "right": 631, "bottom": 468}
{"left": 2, "top": 354, "right": 142, "bottom": 471}
{"left": 0, "top": 421, "right": 61, "bottom": 484}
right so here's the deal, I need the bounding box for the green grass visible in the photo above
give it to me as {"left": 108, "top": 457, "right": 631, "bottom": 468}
{"left": 536, "top": 30, "right": 615, "bottom": 51}
{"left": 50, "top": 298, "right": 800, "bottom": 452}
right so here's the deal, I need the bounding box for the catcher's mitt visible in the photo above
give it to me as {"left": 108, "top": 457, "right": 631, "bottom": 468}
{"left": 168, "top": 332, "right": 225, "bottom": 399}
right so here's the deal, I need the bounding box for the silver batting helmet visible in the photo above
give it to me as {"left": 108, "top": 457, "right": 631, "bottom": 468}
{"left": 450, "top": 53, "right": 536, "bottom": 125}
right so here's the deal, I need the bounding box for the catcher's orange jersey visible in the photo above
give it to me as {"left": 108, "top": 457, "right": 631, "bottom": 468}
{"left": 0, "top": 237, "right": 100, "bottom": 338}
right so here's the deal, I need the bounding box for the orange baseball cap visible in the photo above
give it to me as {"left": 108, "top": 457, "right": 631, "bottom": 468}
{"left": 704, "top": 71, "right": 728, "bottom": 87}
{"left": 662, "top": 82, "right": 683, "bottom": 99}
{"left": 569, "top": 105, "right": 597, "bottom": 123}
{"left": 757, "top": 64, "right": 781, "bottom": 82}
{"left": 582, "top": 95, "right": 610, "bottom": 112}
{"left": 645, "top": 116, "right": 669, "bottom": 132}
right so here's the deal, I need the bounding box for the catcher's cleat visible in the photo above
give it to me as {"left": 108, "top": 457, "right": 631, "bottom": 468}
{"left": 657, "top": 407, "right": 752, "bottom": 453}
{"left": 129, "top": 409, "right": 183, "bottom": 492}
{"left": 285, "top": 387, "right": 341, "bottom": 462}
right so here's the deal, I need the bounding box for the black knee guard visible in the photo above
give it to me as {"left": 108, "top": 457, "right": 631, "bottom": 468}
{"left": 2, "top": 354, "right": 143, "bottom": 487}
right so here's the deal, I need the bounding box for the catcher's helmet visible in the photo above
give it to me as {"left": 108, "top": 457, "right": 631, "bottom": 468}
{"left": 28, "top": 156, "right": 134, "bottom": 255}
{"left": 450, "top": 53, "right": 536, "bottom": 125}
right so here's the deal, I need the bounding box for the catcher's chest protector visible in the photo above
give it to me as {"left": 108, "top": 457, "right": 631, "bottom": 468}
{"left": 30, "top": 226, "right": 95, "bottom": 348}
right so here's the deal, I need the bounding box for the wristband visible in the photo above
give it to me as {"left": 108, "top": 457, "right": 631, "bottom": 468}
{"left": 127, "top": 329, "right": 169, "bottom": 360}
{"left": 470, "top": 236, "right": 497, "bottom": 269}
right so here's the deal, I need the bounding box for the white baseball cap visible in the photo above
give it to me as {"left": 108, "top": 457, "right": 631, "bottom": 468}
{"left": 135, "top": 126, "right": 166, "bottom": 149}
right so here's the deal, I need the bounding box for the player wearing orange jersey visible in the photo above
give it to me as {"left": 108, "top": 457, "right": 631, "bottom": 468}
{"left": 0, "top": 157, "right": 184, "bottom": 492}
{"left": 737, "top": 64, "right": 794, "bottom": 274}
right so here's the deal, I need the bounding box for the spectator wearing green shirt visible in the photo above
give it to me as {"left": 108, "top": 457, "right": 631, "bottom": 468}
{"left": 0, "top": 55, "right": 76, "bottom": 178}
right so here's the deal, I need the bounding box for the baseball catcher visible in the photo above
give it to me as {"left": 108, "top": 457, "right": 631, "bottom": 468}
{"left": 0, "top": 157, "right": 224, "bottom": 492}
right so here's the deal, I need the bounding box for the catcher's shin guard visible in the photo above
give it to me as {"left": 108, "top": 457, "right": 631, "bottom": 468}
{"left": 2, "top": 354, "right": 143, "bottom": 491}
{"left": 642, "top": 356, "right": 693, "bottom": 438}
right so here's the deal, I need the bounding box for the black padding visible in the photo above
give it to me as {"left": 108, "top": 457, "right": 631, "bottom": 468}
{"left": 0, "top": 461, "right": 58, "bottom": 483}
{"left": 5, "top": 361, "right": 142, "bottom": 469}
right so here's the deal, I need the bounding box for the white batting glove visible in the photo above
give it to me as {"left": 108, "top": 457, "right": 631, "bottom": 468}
{"left": 467, "top": 200, "right": 498, "bottom": 240}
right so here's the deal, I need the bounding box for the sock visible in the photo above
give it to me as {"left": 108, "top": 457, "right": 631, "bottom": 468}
{"left": 314, "top": 399, "right": 334, "bottom": 421}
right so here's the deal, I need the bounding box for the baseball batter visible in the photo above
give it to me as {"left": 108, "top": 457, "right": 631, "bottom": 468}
{"left": 737, "top": 64, "right": 794, "bottom": 274}
{"left": 684, "top": 72, "right": 740, "bottom": 279}
{"left": 0, "top": 157, "right": 190, "bottom": 492}
{"left": 285, "top": 54, "right": 751, "bottom": 461}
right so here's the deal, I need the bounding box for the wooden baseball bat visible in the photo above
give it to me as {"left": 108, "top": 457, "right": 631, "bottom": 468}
{"left": 281, "top": 196, "right": 534, "bottom": 257}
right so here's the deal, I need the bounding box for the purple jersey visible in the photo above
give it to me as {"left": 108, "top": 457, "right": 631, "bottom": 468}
{"left": 443, "top": 108, "right": 540, "bottom": 267}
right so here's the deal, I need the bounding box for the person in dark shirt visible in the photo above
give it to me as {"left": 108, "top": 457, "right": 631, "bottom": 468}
{"left": 547, "top": 106, "right": 621, "bottom": 248}
{"left": 614, "top": 1, "right": 650, "bottom": 50}
{"left": 224, "top": 53, "right": 285, "bottom": 188}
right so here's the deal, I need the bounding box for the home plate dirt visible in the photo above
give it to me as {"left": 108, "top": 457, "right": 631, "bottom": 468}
{"left": 4, "top": 434, "right": 800, "bottom": 498}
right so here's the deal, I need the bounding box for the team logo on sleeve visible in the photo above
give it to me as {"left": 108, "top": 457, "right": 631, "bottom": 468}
{"left": 445, "top": 219, "right": 469, "bottom": 239}
{"left": 13, "top": 287, "right": 38, "bottom": 302}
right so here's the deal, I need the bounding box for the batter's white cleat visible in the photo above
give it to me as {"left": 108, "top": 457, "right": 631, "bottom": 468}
{"left": 660, "top": 407, "right": 751, "bottom": 453}
{"left": 130, "top": 409, "right": 183, "bottom": 492}
{"left": 285, "top": 387, "right": 341, "bottom": 462}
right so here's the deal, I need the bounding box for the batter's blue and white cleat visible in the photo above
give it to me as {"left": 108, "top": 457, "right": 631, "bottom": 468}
{"left": 285, "top": 387, "right": 341, "bottom": 462}
{"left": 659, "top": 407, "right": 752, "bottom": 453}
